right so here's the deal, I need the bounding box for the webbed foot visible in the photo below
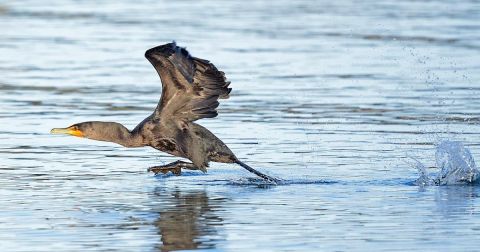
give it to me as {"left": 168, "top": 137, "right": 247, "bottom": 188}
{"left": 148, "top": 160, "right": 199, "bottom": 176}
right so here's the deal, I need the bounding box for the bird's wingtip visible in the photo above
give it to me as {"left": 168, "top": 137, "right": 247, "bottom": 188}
{"left": 145, "top": 41, "right": 179, "bottom": 59}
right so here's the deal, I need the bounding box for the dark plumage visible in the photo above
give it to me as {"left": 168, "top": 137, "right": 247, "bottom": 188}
{"left": 51, "top": 42, "right": 277, "bottom": 182}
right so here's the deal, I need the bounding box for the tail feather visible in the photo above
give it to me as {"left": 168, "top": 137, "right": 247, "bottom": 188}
{"left": 235, "top": 160, "right": 279, "bottom": 183}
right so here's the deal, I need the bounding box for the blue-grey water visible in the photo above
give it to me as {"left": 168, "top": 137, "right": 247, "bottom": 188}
{"left": 1, "top": 0, "right": 480, "bottom": 251}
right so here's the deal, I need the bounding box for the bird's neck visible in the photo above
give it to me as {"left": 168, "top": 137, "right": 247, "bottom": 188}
{"left": 88, "top": 122, "right": 145, "bottom": 148}
{"left": 112, "top": 129, "right": 145, "bottom": 148}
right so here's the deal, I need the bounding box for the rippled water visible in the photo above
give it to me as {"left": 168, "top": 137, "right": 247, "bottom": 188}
{"left": 2, "top": 0, "right": 480, "bottom": 251}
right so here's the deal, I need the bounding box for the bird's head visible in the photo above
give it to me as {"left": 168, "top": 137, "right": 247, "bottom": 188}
{"left": 51, "top": 121, "right": 127, "bottom": 139}
{"left": 51, "top": 121, "right": 137, "bottom": 147}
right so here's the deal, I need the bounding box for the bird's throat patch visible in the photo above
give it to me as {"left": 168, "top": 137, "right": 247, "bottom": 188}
{"left": 69, "top": 128, "right": 84, "bottom": 137}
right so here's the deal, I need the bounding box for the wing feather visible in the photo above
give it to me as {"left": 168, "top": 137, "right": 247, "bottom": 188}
{"left": 145, "top": 42, "right": 231, "bottom": 123}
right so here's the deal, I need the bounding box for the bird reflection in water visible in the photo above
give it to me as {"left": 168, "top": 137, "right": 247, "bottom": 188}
{"left": 151, "top": 188, "right": 226, "bottom": 251}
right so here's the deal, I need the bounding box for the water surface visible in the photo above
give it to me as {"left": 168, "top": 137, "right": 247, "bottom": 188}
{"left": 1, "top": 0, "right": 480, "bottom": 251}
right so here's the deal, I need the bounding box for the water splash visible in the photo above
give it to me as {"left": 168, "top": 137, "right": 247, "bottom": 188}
{"left": 411, "top": 157, "right": 434, "bottom": 186}
{"left": 413, "top": 140, "right": 480, "bottom": 185}
{"left": 434, "top": 141, "right": 479, "bottom": 185}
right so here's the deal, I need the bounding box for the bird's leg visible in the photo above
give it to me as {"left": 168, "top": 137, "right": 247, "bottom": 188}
{"left": 148, "top": 160, "right": 199, "bottom": 175}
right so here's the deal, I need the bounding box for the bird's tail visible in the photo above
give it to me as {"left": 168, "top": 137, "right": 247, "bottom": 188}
{"left": 235, "top": 160, "right": 279, "bottom": 183}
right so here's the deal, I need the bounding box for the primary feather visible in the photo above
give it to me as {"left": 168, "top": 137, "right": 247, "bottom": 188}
{"left": 145, "top": 42, "right": 231, "bottom": 123}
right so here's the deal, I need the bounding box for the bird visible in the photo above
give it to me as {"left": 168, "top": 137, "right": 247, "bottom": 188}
{"left": 51, "top": 42, "right": 278, "bottom": 183}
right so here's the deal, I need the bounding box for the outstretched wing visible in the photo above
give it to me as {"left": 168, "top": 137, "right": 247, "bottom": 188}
{"left": 145, "top": 42, "right": 231, "bottom": 124}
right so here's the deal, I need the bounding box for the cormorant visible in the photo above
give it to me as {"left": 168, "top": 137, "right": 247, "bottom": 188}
{"left": 51, "top": 42, "right": 277, "bottom": 182}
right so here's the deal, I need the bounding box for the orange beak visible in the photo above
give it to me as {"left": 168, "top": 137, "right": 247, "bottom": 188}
{"left": 50, "top": 126, "right": 84, "bottom": 137}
